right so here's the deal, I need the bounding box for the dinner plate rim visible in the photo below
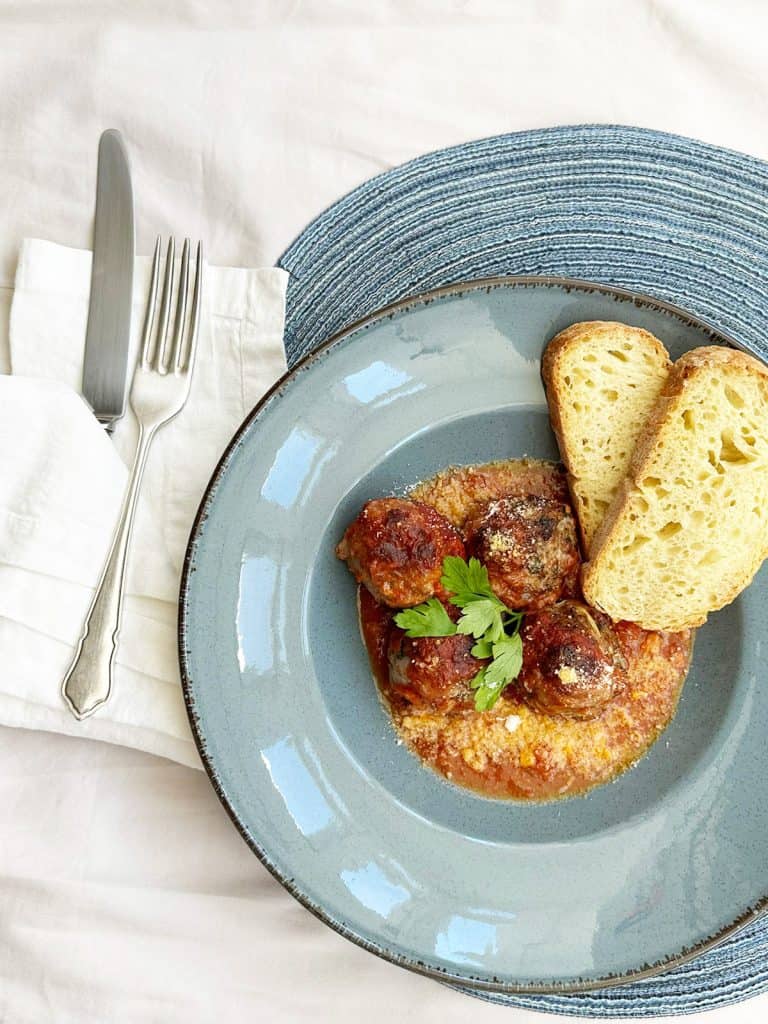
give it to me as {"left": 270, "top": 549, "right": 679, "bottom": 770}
{"left": 178, "top": 274, "right": 767, "bottom": 995}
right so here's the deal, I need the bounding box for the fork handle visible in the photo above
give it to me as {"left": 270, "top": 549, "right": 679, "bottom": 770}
{"left": 62, "top": 424, "right": 155, "bottom": 719}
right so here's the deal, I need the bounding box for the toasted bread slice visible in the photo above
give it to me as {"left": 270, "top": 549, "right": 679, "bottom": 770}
{"left": 542, "top": 322, "right": 671, "bottom": 551}
{"left": 582, "top": 346, "right": 768, "bottom": 631}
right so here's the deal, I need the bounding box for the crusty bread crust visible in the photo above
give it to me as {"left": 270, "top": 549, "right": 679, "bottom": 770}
{"left": 542, "top": 321, "right": 671, "bottom": 552}
{"left": 582, "top": 345, "right": 768, "bottom": 630}
{"left": 542, "top": 321, "right": 669, "bottom": 381}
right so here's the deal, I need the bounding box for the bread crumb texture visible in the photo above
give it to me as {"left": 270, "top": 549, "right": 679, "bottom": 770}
{"left": 583, "top": 346, "right": 768, "bottom": 630}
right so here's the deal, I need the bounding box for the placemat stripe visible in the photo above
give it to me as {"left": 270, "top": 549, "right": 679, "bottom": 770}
{"left": 279, "top": 125, "right": 768, "bottom": 371}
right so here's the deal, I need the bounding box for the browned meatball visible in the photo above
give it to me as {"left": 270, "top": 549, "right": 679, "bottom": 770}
{"left": 465, "top": 495, "right": 580, "bottom": 610}
{"left": 518, "top": 600, "right": 625, "bottom": 719}
{"left": 336, "top": 498, "right": 465, "bottom": 608}
{"left": 387, "top": 625, "right": 485, "bottom": 712}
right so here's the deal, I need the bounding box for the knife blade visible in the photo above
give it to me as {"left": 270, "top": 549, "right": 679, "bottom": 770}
{"left": 82, "top": 129, "right": 135, "bottom": 427}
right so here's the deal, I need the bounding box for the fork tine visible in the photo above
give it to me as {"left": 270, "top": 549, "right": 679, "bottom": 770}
{"left": 172, "top": 239, "right": 191, "bottom": 373}
{"left": 155, "top": 237, "right": 176, "bottom": 374}
{"left": 181, "top": 241, "right": 203, "bottom": 374}
{"left": 139, "top": 237, "right": 162, "bottom": 368}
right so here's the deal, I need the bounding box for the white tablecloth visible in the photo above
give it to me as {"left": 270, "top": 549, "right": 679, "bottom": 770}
{"left": 2, "top": 3, "right": 768, "bottom": 1021}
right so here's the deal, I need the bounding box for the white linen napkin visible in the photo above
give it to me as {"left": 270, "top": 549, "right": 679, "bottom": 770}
{"left": 1, "top": 239, "right": 288, "bottom": 768}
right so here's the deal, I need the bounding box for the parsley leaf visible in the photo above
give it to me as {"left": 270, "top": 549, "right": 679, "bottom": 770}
{"left": 475, "top": 679, "right": 508, "bottom": 712}
{"left": 469, "top": 666, "right": 488, "bottom": 690}
{"left": 455, "top": 598, "right": 504, "bottom": 639}
{"left": 470, "top": 637, "right": 494, "bottom": 659}
{"left": 440, "top": 556, "right": 505, "bottom": 609}
{"left": 487, "top": 614, "right": 506, "bottom": 644}
{"left": 484, "top": 633, "right": 523, "bottom": 688}
{"left": 394, "top": 598, "right": 457, "bottom": 638}
{"left": 469, "top": 667, "right": 509, "bottom": 712}
{"left": 467, "top": 634, "right": 524, "bottom": 711}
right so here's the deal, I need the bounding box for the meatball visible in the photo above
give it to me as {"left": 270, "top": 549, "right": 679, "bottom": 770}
{"left": 518, "top": 600, "right": 625, "bottom": 719}
{"left": 336, "top": 498, "right": 464, "bottom": 608}
{"left": 388, "top": 626, "right": 484, "bottom": 712}
{"left": 465, "top": 494, "right": 580, "bottom": 610}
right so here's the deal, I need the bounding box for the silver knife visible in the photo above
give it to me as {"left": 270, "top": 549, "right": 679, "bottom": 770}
{"left": 82, "top": 129, "right": 134, "bottom": 427}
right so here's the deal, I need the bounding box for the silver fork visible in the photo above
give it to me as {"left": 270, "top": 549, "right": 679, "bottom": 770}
{"left": 62, "top": 237, "right": 203, "bottom": 720}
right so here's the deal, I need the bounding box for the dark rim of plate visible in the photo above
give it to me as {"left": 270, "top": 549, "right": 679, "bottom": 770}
{"left": 177, "top": 275, "right": 768, "bottom": 995}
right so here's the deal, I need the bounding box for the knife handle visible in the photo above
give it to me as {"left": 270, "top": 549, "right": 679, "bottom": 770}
{"left": 62, "top": 425, "right": 154, "bottom": 720}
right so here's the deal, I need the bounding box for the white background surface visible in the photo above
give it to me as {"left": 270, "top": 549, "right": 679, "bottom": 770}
{"left": 2, "top": 2, "right": 768, "bottom": 1021}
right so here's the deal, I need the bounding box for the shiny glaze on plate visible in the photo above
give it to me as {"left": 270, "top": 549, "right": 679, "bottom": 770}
{"left": 180, "top": 279, "right": 763, "bottom": 993}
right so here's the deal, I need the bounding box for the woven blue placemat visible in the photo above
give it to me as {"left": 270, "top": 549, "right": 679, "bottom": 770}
{"left": 277, "top": 124, "right": 768, "bottom": 1016}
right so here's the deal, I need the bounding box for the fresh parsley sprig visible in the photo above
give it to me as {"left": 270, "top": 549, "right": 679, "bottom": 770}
{"left": 471, "top": 633, "right": 523, "bottom": 711}
{"left": 394, "top": 597, "right": 457, "bottom": 638}
{"left": 393, "top": 555, "right": 524, "bottom": 712}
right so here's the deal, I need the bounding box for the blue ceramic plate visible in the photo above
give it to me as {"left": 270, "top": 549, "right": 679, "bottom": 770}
{"left": 179, "top": 278, "right": 768, "bottom": 993}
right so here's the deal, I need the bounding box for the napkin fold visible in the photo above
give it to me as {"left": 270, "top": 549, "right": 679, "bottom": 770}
{"left": 1, "top": 239, "right": 288, "bottom": 767}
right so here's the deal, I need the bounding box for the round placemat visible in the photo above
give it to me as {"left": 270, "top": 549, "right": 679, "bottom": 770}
{"left": 277, "top": 124, "right": 768, "bottom": 1016}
